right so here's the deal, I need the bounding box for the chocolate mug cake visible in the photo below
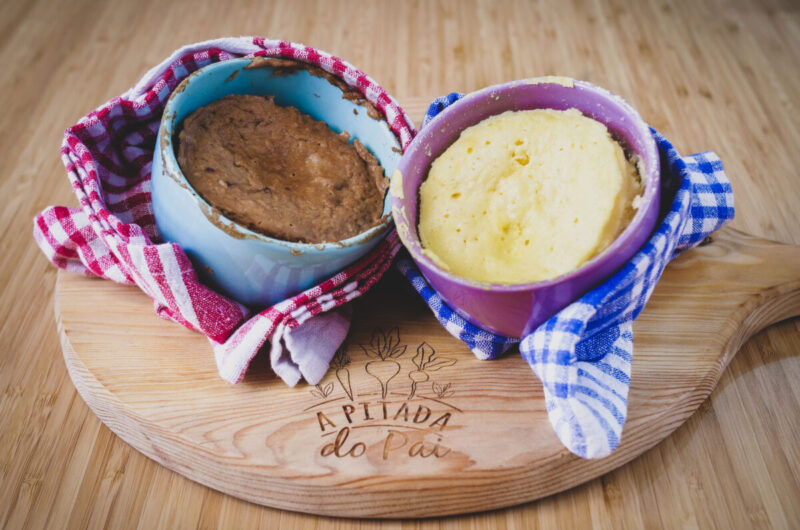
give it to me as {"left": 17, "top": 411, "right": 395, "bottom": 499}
{"left": 152, "top": 53, "right": 405, "bottom": 307}
{"left": 177, "top": 94, "right": 388, "bottom": 244}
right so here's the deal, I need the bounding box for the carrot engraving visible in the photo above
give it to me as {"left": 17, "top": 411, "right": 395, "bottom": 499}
{"left": 331, "top": 346, "right": 354, "bottom": 401}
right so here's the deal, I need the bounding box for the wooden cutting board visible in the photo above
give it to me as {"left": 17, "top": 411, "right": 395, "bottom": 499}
{"left": 55, "top": 225, "right": 800, "bottom": 518}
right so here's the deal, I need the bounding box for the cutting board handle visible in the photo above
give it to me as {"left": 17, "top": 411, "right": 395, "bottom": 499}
{"left": 673, "top": 226, "right": 800, "bottom": 363}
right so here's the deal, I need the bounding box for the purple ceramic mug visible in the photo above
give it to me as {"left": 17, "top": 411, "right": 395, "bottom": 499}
{"left": 391, "top": 77, "right": 660, "bottom": 338}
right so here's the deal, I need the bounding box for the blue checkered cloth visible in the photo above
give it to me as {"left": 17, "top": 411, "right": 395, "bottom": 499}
{"left": 396, "top": 93, "right": 735, "bottom": 458}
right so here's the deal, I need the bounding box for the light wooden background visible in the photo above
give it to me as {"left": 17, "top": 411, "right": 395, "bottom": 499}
{"left": 1, "top": 0, "right": 798, "bottom": 528}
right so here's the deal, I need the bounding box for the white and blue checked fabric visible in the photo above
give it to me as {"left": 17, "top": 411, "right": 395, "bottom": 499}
{"left": 396, "top": 93, "right": 735, "bottom": 458}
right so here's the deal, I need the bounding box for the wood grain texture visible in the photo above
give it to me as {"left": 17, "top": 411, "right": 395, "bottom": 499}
{"left": 2, "top": 0, "right": 799, "bottom": 527}
{"left": 54, "top": 227, "right": 800, "bottom": 518}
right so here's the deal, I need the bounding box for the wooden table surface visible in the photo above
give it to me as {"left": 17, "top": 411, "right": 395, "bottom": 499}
{"left": 1, "top": 0, "right": 798, "bottom": 528}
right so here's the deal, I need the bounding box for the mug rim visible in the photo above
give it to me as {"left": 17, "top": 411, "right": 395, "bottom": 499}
{"left": 159, "top": 56, "right": 396, "bottom": 252}
{"left": 392, "top": 77, "right": 661, "bottom": 293}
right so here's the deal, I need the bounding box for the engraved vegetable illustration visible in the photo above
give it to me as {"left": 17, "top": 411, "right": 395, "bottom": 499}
{"left": 431, "top": 381, "right": 455, "bottom": 399}
{"left": 362, "top": 327, "right": 406, "bottom": 399}
{"left": 331, "top": 345, "right": 354, "bottom": 401}
{"left": 310, "top": 382, "right": 334, "bottom": 399}
{"left": 408, "top": 342, "right": 456, "bottom": 399}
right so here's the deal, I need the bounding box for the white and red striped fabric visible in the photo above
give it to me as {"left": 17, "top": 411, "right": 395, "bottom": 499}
{"left": 33, "top": 37, "right": 413, "bottom": 385}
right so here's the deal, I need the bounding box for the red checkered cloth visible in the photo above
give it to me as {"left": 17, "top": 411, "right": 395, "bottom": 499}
{"left": 33, "top": 37, "right": 413, "bottom": 385}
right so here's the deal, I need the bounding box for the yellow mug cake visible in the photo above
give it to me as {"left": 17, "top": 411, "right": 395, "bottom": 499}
{"left": 417, "top": 108, "right": 642, "bottom": 284}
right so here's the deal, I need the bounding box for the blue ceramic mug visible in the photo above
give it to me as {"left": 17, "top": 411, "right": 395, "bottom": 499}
{"left": 152, "top": 57, "right": 402, "bottom": 307}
